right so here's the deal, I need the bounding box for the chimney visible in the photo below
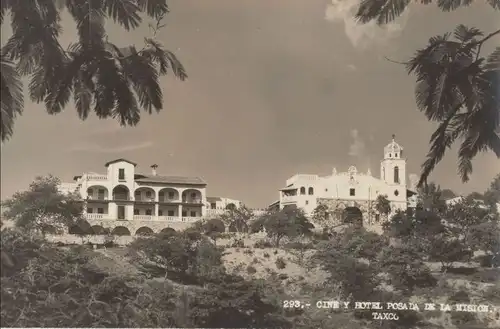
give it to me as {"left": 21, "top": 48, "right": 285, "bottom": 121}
{"left": 151, "top": 164, "right": 158, "bottom": 176}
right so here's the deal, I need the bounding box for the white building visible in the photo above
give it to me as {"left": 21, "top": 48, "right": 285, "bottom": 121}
{"left": 277, "top": 136, "right": 417, "bottom": 226}
{"left": 59, "top": 159, "right": 213, "bottom": 235}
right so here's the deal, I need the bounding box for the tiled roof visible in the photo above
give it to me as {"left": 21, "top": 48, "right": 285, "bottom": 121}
{"left": 280, "top": 186, "right": 298, "bottom": 191}
{"left": 207, "top": 196, "right": 222, "bottom": 202}
{"left": 135, "top": 174, "right": 206, "bottom": 185}
{"left": 104, "top": 159, "right": 137, "bottom": 167}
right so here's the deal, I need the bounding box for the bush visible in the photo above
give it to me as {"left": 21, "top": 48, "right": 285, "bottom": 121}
{"left": 283, "top": 241, "right": 314, "bottom": 250}
{"left": 254, "top": 239, "right": 272, "bottom": 248}
{"left": 246, "top": 265, "right": 257, "bottom": 274}
{"left": 278, "top": 273, "right": 288, "bottom": 280}
{"left": 231, "top": 239, "right": 245, "bottom": 248}
{"left": 243, "top": 249, "right": 253, "bottom": 255}
{"left": 263, "top": 252, "right": 270, "bottom": 258}
{"left": 275, "top": 257, "right": 286, "bottom": 269}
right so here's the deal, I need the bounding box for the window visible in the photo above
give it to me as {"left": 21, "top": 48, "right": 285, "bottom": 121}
{"left": 168, "top": 210, "right": 175, "bottom": 216}
{"left": 118, "top": 169, "right": 125, "bottom": 180}
{"left": 168, "top": 191, "right": 175, "bottom": 199}
{"left": 190, "top": 211, "right": 196, "bottom": 217}
{"left": 98, "top": 189, "right": 105, "bottom": 195}
{"left": 146, "top": 191, "right": 152, "bottom": 198}
{"left": 349, "top": 188, "right": 355, "bottom": 196}
{"left": 325, "top": 188, "right": 328, "bottom": 192}
{"left": 305, "top": 200, "right": 309, "bottom": 205}
{"left": 87, "top": 208, "right": 93, "bottom": 213}
{"left": 117, "top": 206, "right": 125, "bottom": 219}
{"left": 300, "top": 187, "right": 306, "bottom": 195}
{"left": 135, "top": 191, "right": 141, "bottom": 197}
{"left": 191, "top": 192, "right": 196, "bottom": 198}
{"left": 394, "top": 190, "right": 399, "bottom": 196}
{"left": 210, "top": 203, "right": 216, "bottom": 209}
{"left": 158, "top": 210, "right": 163, "bottom": 216}
{"left": 134, "top": 209, "right": 139, "bottom": 215}
{"left": 182, "top": 211, "right": 187, "bottom": 217}
{"left": 395, "top": 153, "right": 398, "bottom": 157}
{"left": 389, "top": 153, "right": 392, "bottom": 158}
{"left": 308, "top": 187, "right": 314, "bottom": 195}
{"left": 146, "top": 209, "right": 152, "bottom": 215}
{"left": 394, "top": 166, "right": 400, "bottom": 184}
{"left": 159, "top": 191, "right": 164, "bottom": 197}
{"left": 97, "top": 208, "right": 104, "bottom": 214}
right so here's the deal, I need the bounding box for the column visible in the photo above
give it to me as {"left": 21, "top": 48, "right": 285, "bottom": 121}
{"left": 154, "top": 203, "right": 159, "bottom": 220}
{"left": 178, "top": 204, "right": 183, "bottom": 221}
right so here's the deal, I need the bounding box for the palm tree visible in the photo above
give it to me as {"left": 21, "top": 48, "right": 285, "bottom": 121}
{"left": 0, "top": 0, "right": 187, "bottom": 142}
{"left": 355, "top": 1, "right": 500, "bottom": 187}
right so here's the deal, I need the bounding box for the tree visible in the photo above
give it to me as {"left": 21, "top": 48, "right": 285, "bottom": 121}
{"left": 484, "top": 173, "right": 500, "bottom": 212}
{"left": 416, "top": 182, "right": 447, "bottom": 213}
{"left": 0, "top": 0, "right": 187, "bottom": 142}
{"left": 311, "top": 204, "right": 329, "bottom": 227}
{"left": 375, "top": 194, "right": 391, "bottom": 217}
{"left": 202, "top": 218, "right": 225, "bottom": 245}
{"left": 1, "top": 175, "right": 84, "bottom": 235}
{"left": 219, "top": 205, "right": 253, "bottom": 233}
{"left": 355, "top": 2, "right": 500, "bottom": 186}
{"left": 261, "top": 207, "right": 314, "bottom": 247}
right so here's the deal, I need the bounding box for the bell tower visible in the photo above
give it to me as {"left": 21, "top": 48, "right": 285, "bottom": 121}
{"left": 380, "top": 134, "right": 406, "bottom": 187}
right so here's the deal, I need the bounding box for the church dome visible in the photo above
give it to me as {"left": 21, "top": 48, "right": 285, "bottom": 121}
{"left": 384, "top": 135, "right": 403, "bottom": 158}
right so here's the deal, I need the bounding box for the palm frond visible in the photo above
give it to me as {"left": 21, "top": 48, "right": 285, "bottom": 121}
{"left": 355, "top": 0, "right": 411, "bottom": 24}
{"left": 437, "top": 0, "right": 474, "bottom": 12}
{"left": 142, "top": 38, "right": 187, "bottom": 79}
{"left": 486, "top": 0, "right": 500, "bottom": 10}
{"left": 102, "top": 0, "right": 141, "bottom": 31}
{"left": 136, "top": 0, "right": 169, "bottom": 20}
{"left": 65, "top": 0, "right": 106, "bottom": 47}
{"left": 1, "top": 56, "right": 24, "bottom": 142}
{"left": 453, "top": 25, "right": 483, "bottom": 43}
{"left": 484, "top": 47, "right": 500, "bottom": 71}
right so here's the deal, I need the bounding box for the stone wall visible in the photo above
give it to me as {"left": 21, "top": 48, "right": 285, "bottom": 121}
{"left": 316, "top": 198, "right": 388, "bottom": 227}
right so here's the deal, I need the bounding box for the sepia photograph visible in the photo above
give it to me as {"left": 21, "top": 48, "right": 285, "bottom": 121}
{"left": 1, "top": 0, "right": 499, "bottom": 328}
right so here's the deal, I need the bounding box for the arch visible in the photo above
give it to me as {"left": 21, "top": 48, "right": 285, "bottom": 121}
{"left": 226, "top": 203, "right": 237, "bottom": 210}
{"left": 160, "top": 227, "right": 177, "bottom": 236}
{"left": 111, "top": 226, "right": 131, "bottom": 236}
{"left": 112, "top": 185, "right": 130, "bottom": 201}
{"left": 182, "top": 189, "right": 202, "bottom": 203}
{"left": 158, "top": 188, "right": 180, "bottom": 202}
{"left": 87, "top": 185, "right": 109, "bottom": 200}
{"left": 394, "top": 166, "right": 400, "bottom": 184}
{"left": 91, "top": 225, "right": 108, "bottom": 235}
{"left": 342, "top": 207, "right": 363, "bottom": 226}
{"left": 136, "top": 226, "right": 154, "bottom": 236}
{"left": 308, "top": 187, "right": 314, "bottom": 195}
{"left": 68, "top": 220, "right": 93, "bottom": 235}
{"left": 134, "top": 187, "right": 156, "bottom": 202}
{"left": 300, "top": 187, "right": 306, "bottom": 195}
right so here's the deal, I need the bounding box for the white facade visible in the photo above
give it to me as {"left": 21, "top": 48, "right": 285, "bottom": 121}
{"left": 278, "top": 137, "right": 416, "bottom": 225}
{"left": 60, "top": 159, "right": 208, "bottom": 228}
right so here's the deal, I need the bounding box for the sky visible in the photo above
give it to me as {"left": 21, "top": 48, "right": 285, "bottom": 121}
{"left": 1, "top": 0, "right": 499, "bottom": 208}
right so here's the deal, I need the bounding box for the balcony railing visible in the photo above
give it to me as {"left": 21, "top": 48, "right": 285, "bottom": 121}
{"left": 281, "top": 196, "right": 297, "bottom": 203}
{"left": 159, "top": 197, "right": 179, "bottom": 203}
{"left": 135, "top": 196, "right": 155, "bottom": 202}
{"left": 86, "top": 213, "right": 108, "bottom": 220}
{"left": 182, "top": 198, "right": 203, "bottom": 204}
{"left": 113, "top": 195, "right": 130, "bottom": 201}
{"left": 87, "top": 195, "right": 108, "bottom": 201}
{"left": 133, "top": 215, "right": 154, "bottom": 221}
{"left": 86, "top": 174, "right": 108, "bottom": 181}
{"left": 158, "top": 216, "right": 179, "bottom": 222}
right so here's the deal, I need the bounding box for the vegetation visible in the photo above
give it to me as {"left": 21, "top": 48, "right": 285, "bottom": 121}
{"left": 1, "top": 174, "right": 499, "bottom": 328}
{"left": 0, "top": 0, "right": 186, "bottom": 142}
{"left": 355, "top": 1, "right": 500, "bottom": 186}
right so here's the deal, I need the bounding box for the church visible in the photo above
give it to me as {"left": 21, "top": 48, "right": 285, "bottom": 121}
{"left": 276, "top": 136, "right": 418, "bottom": 227}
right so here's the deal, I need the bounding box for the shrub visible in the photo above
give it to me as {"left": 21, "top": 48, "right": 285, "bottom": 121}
{"left": 254, "top": 239, "right": 272, "bottom": 248}
{"left": 246, "top": 265, "right": 257, "bottom": 274}
{"left": 243, "top": 249, "right": 253, "bottom": 255}
{"left": 231, "top": 239, "right": 245, "bottom": 248}
{"left": 278, "top": 273, "right": 289, "bottom": 280}
{"left": 273, "top": 250, "right": 278, "bottom": 255}
{"left": 275, "top": 257, "right": 286, "bottom": 269}
{"left": 252, "top": 257, "right": 260, "bottom": 264}
{"left": 263, "top": 252, "right": 270, "bottom": 258}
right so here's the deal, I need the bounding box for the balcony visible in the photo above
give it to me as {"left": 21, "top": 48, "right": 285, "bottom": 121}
{"left": 87, "top": 195, "right": 108, "bottom": 201}
{"left": 135, "top": 196, "right": 155, "bottom": 202}
{"left": 182, "top": 198, "right": 203, "bottom": 204}
{"left": 133, "top": 215, "right": 154, "bottom": 221}
{"left": 86, "top": 213, "right": 109, "bottom": 220}
{"left": 113, "top": 194, "right": 130, "bottom": 201}
{"left": 158, "top": 216, "right": 179, "bottom": 222}
{"left": 281, "top": 195, "right": 297, "bottom": 203}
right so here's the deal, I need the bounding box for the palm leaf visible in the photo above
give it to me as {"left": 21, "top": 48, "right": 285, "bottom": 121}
{"left": 0, "top": 56, "right": 24, "bottom": 142}
{"left": 102, "top": 0, "right": 142, "bottom": 31}
{"left": 142, "top": 38, "right": 187, "bottom": 79}
{"left": 356, "top": 0, "right": 411, "bottom": 24}
{"left": 136, "top": 0, "right": 169, "bottom": 19}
